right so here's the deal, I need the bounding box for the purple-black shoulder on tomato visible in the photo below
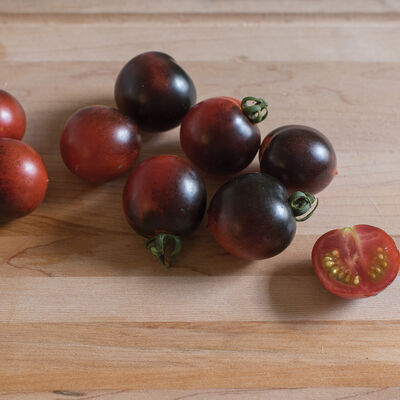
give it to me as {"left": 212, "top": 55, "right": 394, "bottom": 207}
{"left": 208, "top": 173, "right": 317, "bottom": 260}
{"left": 114, "top": 52, "right": 196, "bottom": 133}
{"left": 259, "top": 125, "right": 337, "bottom": 194}
{"left": 123, "top": 155, "right": 206, "bottom": 266}
{"left": 180, "top": 96, "right": 268, "bottom": 175}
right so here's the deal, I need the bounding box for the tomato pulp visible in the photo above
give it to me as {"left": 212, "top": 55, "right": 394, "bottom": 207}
{"left": 0, "top": 139, "right": 48, "bottom": 218}
{"left": 0, "top": 90, "right": 26, "bottom": 140}
{"left": 312, "top": 225, "right": 400, "bottom": 298}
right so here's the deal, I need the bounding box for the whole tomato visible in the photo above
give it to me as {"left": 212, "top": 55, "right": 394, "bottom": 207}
{"left": 123, "top": 155, "right": 207, "bottom": 266}
{"left": 180, "top": 96, "right": 267, "bottom": 175}
{"left": 114, "top": 52, "right": 196, "bottom": 133}
{"left": 208, "top": 173, "right": 317, "bottom": 260}
{"left": 259, "top": 125, "right": 337, "bottom": 194}
{"left": 0, "top": 139, "right": 48, "bottom": 218}
{"left": 60, "top": 105, "right": 141, "bottom": 183}
{"left": 0, "top": 89, "right": 26, "bottom": 140}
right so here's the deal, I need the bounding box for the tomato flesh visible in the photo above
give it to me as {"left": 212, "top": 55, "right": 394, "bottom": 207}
{"left": 312, "top": 225, "right": 400, "bottom": 298}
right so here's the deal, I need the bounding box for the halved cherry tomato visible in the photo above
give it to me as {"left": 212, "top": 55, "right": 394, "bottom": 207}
{"left": 312, "top": 225, "right": 400, "bottom": 298}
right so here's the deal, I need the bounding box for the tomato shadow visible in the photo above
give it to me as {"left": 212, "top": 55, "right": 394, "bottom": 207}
{"left": 175, "top": 221, "right": 251, "bottom": 275}
{"left": 0, "top": 215, "right": 16, "bottom": 228}
{"left": 136, "top": 126, "right": 186, "bottom": 165}
{"left": 267, "top": 260, "right": 351, "bottom": 319}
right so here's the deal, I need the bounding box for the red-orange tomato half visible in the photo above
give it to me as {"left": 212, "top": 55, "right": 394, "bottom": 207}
{"left": 312, "top": 225, "right": 400, "bottom": 298}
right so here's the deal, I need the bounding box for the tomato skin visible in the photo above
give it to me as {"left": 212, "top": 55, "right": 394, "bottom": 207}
{"left": 0, "top": 139, "right": 48, "bottom": 218}
{"left": 180, "top": 97, "right": 261, "bottom": 175}
{"left": 60, "top": 105, "right": 141, "bottom": 183}
{"left": 123, "top": 155, "right": 206, "bottom": 237}
{"left": 208, "top": 173, "right": 296, "bottom": 260}
{"left": 0, "top": 90, "right": 26, "bottom": 140}
{"left": 312, "top": 225, "right": 400, "bottom": 299}
{"left": 115, "top": 52, "right": 196, "bottom": 133}
{"left": 259, "top": 125, "right": 337, "bottom": 194}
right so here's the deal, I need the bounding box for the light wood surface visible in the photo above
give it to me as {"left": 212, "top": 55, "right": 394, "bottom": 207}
{"left": 0, "top": 1, "right": 400, "bottom": 398}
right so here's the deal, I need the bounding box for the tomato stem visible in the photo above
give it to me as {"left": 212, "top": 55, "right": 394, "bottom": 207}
{"left": 288, "top": 191, "right": 319, "bottom": 222}
{"left": 241, "top": 97, "right": 268, "bottom": 123}
{"left": 145, "top": 233, "right": 182, "bottom": 267}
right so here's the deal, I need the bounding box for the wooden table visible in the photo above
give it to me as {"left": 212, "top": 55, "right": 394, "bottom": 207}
{"left": 1, "top": 1, "right": 400, "bottom": 398}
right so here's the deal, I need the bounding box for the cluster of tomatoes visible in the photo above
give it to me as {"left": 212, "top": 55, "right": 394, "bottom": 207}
{"left": 1, "top": 51, "right": 399, "bottom": 299}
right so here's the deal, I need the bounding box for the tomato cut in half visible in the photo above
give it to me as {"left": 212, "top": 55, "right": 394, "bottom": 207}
{"left": 312, "top": 225, "right": 400, "bottom": 298}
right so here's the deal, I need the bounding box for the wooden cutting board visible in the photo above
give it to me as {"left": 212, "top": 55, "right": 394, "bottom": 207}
{"left": 1, "top": 1, "right": 400, "bottom": 398}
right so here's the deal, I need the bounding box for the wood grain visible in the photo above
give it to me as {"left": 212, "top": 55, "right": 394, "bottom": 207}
{"left": 1, "top": 276, "right": 400, "bottom": 322}
{"left": 1, "top": 388, "right": 399, "bottom": 399}
{"left": 1, "top": 322, "right": 400, "bottom": 390}
{"left": 1, "top": 17, "right": 400, "bottom": 63}
{"left": 1, "top": 0, "right": 400, "bottom": 14}
{"left": 0, "top": 0, "right": 399, "bottom": 397}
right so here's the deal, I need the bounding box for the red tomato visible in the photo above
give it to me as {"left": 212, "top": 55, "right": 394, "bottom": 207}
{"left": 180, "top": 96, "right": 267, "bottom": 175}
{"left": 0, "top": 90, "right": 26, "bottom": 140}
{"left": 312, "top": 225, "right": 400, "bottom": 298}
{"left": 60, "top": 105, "right": 141, "bottom": 183}
{"left": 123, "top": 155, "right": 206, "bottom": 266}
{"left": 0, "top": 139, "right": 48, "bottom": 218}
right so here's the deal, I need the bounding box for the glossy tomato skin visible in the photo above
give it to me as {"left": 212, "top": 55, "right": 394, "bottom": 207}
{"left": 123, "top": 155, "right": 206, "bottom": 237}
{"left": 0, "top": 90, "right": 26, "bottom": 140}
{"left": 312, "top": 225, "right": 400, "bottom": 299}
{"left": 60, "top": 105, "right": 141, "bottom": 183}
{"left": 259, "top": 125, "right": 337, "bottom": 194}
{"left": 0, "top": 139, "right": 48, "bottom": 218}
{"left": 180, "top": 97, "right": 261, "bottom": 175}
{"left": 208, "top": 173, "right": 296, "bottom": 260}
{"left": 115, "top": 52, "right": 196, "bottom": 133}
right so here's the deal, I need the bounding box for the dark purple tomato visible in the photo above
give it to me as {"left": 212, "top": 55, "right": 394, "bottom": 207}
{"left": 60, "top": 105, "right": 141, "bottom": 183}
{"left": 208, "top": 173, "right": 317, "bottom": 260}
{"left": 123, "top": 155, "right": 207, "bottom": 265}
{"left": 0, "top": 139, "right": 48, "bottom": 218}
{"left": 259, "top": 125, "right": 337, "bottom": 194}
{"left": 0, "top": 90, "right": 26, "bottom": 140}
{"left": 180, "top": 96, "right": 267, "bottom": 175}
{"left": 114, "top": 52, "right": 196, "bottom": 133}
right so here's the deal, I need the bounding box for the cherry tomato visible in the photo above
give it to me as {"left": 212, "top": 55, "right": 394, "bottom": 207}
{"left": 312, "top": 225, "right": 400, "bottom": 298}
{"left": 208, "top": 173, "right": 317, "bottom": 260}
{"left": 259, "top": 125, "right": 337, "bottom": 194}
{"left": 180, "top": 96, "right": 267, "bottom": 175}
{"left": 114, "top": 52, "right": 196, "bottom": 133}
{"left": 123, "top": 155, "right": 206, "bottom": 265}
{"left": 0, "top": 139, "right": 48, "bottom": 218}
{"left": 60, "top": 105, "right": 141, "bottom": 183}
{"left": 0, "top": 90, "right": 26, "bottom": 140}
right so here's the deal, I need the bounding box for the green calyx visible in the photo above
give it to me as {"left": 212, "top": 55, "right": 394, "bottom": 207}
{"left": 288, "top": 191, "right": 319, "bottom": 222}
{"left": 145, "top": 233, "right": 182, "bottom": 267}
{"left": 241, "top": 96, "right": 269, "bottom": 123}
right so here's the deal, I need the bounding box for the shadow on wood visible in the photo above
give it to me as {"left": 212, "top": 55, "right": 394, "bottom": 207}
{"left": 267, "top": 259, "right": 350, "bottom": 319}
